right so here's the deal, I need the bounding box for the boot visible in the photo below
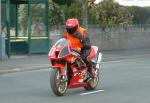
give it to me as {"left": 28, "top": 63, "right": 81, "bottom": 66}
{"left": 85, "top": 61, "right": 95, "bottom": 77}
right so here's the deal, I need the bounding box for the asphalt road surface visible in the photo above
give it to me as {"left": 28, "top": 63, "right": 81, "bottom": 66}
{"left": 0, "top": 55, "right": 150, "bottom": 103}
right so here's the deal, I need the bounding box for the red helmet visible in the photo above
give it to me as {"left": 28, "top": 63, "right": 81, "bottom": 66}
{"left": 66, "top": 18, "right": 79, "bottom": 34}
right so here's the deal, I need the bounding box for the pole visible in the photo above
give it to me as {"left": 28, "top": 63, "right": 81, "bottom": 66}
{"left": 15, "top": 0, "right": 19, "bottom": 37}
{"left": 6, "top": 0, "right": 11, "bottom": 58}
{"left": 82, "top": 0, "right": 88, "bottom": 28}
{"left": 27, "top": 0, "right": 31, "bottom": 55}
{"left": 0, "top": 1, "right": 5, "bottom": 60}
{"left": 45, "top": 0, "right": 50, "bottom": 51}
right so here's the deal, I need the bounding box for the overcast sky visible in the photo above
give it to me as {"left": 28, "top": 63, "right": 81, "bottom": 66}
{"left": 94, "top": 0, "right": 150, "bottom": 7}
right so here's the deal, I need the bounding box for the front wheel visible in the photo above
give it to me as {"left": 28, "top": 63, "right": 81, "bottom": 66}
{"left": 50, "top": 69, "right": 68, "bottom": 96}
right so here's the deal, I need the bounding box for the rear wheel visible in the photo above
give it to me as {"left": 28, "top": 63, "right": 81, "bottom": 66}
{"left": 50, "top": 69, "right": 68, "bottom": 96}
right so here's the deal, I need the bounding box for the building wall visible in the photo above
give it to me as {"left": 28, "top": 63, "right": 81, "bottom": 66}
{"left": 50, "top": 25, "right": 150, "bottom": 51}
{"left": 88, "top": 25, "right": 150, "bottom": 50}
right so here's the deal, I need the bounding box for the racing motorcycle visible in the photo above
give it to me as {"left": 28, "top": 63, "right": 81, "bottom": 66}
{"left": 48, "top": 38, "right": 102, "bottom": 96}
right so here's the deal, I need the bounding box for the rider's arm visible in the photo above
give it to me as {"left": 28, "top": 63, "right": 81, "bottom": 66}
{"left": 81, "top": 29, "right": 91, "bottom": 49}
{"left": 81, "top": 37, "right": 91, "bottom": 49}
{"left": 72, "top": 31, "right": 91, "bottom": 49}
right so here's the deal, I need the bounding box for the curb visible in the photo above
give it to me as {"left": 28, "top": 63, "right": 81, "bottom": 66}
{"left": 0, "top": 65, "right": 50, "bottom": 75}
{"left": 1, "top": 53, "right": 150, "bottom": 75}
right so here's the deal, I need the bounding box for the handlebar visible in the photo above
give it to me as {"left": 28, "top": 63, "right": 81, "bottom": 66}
{"left": 71, "top": 49, "right": 81, "bottom": 57}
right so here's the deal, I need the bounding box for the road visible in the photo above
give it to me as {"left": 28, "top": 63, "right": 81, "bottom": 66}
{"left": 0, "top": 54, "right": 150, "bottom": 103}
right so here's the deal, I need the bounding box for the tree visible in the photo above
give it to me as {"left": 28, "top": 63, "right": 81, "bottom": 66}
{"left": 49, "top": 0, "right": 82, "bottom": 25}
{"left": 88, "top": 0, "right": 133, "bottom": 25}
{"left": 52, "top": 0, "right": 72, "bottom": 6}
{"left": 49, "top": 0, "right": 65, "bottom": 25}
{"left": 132, "top": 6, "right": 150, "bottom": 24}
{"left": 18, "top": 4, "right": 45, "bottom": 36}
{"left": 18, "top": 5, "right": 27, "bottom": 36}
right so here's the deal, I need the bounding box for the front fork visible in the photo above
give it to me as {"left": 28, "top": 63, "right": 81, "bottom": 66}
{"left": 59, "top": 68, "right": 67, "bottom": 76}
{"left": 58, "top": 64, "right": 68, "bottom": 82}
{"left": 96, "top": 52, "right": 102, "bottom": 69}
{"left": 90, "top": 52, "right": 102, "bottom": 77}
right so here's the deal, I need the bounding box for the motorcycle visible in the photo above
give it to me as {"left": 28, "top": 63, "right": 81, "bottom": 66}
{"left": 48, "top": 38, "right": 102, "bottom": 96}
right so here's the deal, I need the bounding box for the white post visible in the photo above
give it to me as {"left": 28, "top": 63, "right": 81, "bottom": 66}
{"left": 0, "top": 2, "right": 6, "bottom": 60}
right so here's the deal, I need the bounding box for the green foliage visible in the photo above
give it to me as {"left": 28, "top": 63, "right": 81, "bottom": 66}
{"left": 18, "top": 4, "right": 45, "bottom": 35}
{"left": 132, "top": 6, "right": 150, "bottom": 24}
{"left": 61, "top": 1, "right": 82, "bottom": 23}
{"left": 17, "top": 0, "right": 150, "bottom": 30}
{"left": 49, "top": 0, "right": 66, "bottom": 25}
{"left": 88, "top": 0, "right": 133, "bottom": 25}
{"left": 49, "top": 0, "right": 82, "bottom": 25}
{"left": 88, "top": 8, "right": 99, "bottom": 24}
{"left": 18, "top": 5, "right": 27, "bottom": 35}
{"left": 53, "top": 0, "right": 72, "bottom": 5}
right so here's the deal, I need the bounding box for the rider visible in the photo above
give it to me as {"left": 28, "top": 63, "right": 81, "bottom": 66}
{"left": 63, "top": 18, "right": 92, "bottom": 70}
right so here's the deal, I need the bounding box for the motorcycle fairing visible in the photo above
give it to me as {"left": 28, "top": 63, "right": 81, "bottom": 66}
{"left": 87, "top": 46, "right": 98, "bottom": 61}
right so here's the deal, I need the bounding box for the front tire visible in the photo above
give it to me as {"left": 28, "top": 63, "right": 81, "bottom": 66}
{"left": 50, "top": 69, "right": 68, "bottom": 96}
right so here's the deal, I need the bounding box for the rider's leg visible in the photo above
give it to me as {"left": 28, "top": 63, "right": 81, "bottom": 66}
{"left": 81, "top": 47, "right": 95, "bottom": 76}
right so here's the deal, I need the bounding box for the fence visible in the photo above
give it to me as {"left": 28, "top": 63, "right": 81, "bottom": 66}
{"left": 50, "top": 25, "right": 150, "bottom": 50}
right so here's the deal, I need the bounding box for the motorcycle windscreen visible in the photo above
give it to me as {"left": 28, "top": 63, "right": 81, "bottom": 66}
{"left": 54, "top": 38, "right": 70, "bottom": 58}
{"left": 54, "top": 38, "right": 69, "bottom": 47}
{"left": 49, "top": 38, "right": 69, "bottom": 57}
{"left": 58, "top": 47, "right": 70, "bottom": 58}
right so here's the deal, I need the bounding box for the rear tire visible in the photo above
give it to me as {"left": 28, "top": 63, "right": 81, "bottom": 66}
{"left": 50, "top": 69, "right": 67, "bottom": 96}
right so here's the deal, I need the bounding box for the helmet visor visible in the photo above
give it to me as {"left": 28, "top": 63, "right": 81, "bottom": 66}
{"left": 66, "top": 25, "right": 78, "bottom": 34}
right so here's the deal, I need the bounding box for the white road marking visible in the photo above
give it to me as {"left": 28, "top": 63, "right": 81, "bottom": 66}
{"left": 102, "top": 60, "right": 122, "bottom": 63}
{"left": 13, "top": 69, "right": 21, "bottom": 72}
{"left": 103, "top": 53, "right": 150, "bottom": 62}
{"left": 80, "top": 90, "right": 104, "bottom": 95}
{"left": 12, "top": 65, "right": 50, "bottom": 71}
{"left": 32, "top": 68, "right": 51, "bottom": 72}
